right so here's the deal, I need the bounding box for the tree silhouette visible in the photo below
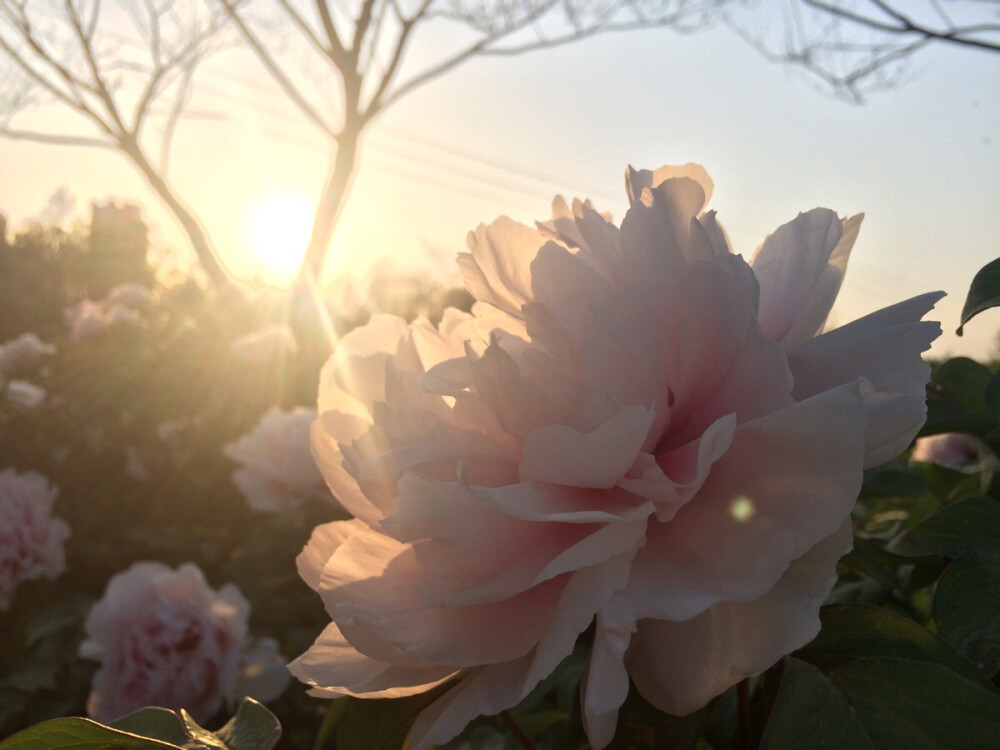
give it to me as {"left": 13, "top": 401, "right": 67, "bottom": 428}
{"left": 0, "top": 0, "right": 232, "bottom": 285}
{"left": 216, "top": 0, "right": 732, "bottom": 283}
{"left": 726, "top": 0, "right": 1000, "bottom": 102}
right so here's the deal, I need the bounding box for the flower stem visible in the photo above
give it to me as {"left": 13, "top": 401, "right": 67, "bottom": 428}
{"left": 500, "top": 710, "right": 538, "bottom": 750}
{"left": 737, "top": 679, "right": 750, "bottom": 750}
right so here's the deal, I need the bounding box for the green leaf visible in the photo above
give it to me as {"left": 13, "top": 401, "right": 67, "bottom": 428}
{"left": 335, "top": 686, "right": 450, "bottom": 750}
{"left": 177, "top": 712, "right": 227, "bottom": 749}
{"left": 933, "top": 358, "right": 992, "bottom": 411}
{"left": 796, "top": 604, "right": 992, "bottom": 688}
{"left": 110, "top": 708, "right": 192, "bottom": 746}
{"left": 762, "top": 656, "right": 1000, "bottom": 749}
{"left": 0, "top": 717, "right": 184, "bottom": 750}
{"left": 213, "top": 699, "right": 281, "bottom": 750}
{"left": 760, "top": 658, "right": 873, "bottom": 749}
{"left": 958, "top": 257, "right": 1000, "bottom": 335}
{"left": 890, "top": 496, "right": 1000, "bottom": 559}
{"left": 606, "top": 686, "right": 708, "bottom": 750}
{"left": 934, "top": 556, "right": 1000, "bottom": 677}
{"left": 8, "top": 663, "right": 59, "bottom": 693}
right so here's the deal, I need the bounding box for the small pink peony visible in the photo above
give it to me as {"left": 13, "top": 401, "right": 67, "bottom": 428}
{"left": 0, "top": 333, "right": 56, "bottom": 376}
{"left": 4, "top": 380, "right": 47, "bottom": 409}
{"left": 81, "top": 561, "right": 289, "bottom": 723}
{"left": 0, "top": 469, "right": 70, "bottom": 610}
{"left": 910, "top": 432, "right": 982, "bottom": 470}
{"left": 292, "top": 164, "right": 942, "bottom": 748}
{"left": 224, "top": 407, "right": 326, "bottom": 512}
{"left": 65, "top": 284, "right": 150, "bottom": 340}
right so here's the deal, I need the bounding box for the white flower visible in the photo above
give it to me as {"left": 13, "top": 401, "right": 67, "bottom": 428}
{"left": 0, "top": 469, "right": 70, "bottom": 610}
{"left": 5, "top": 380, "right": 46, "bottom": 409}
{"left": 224, "top": 407, "right": 326, "bottom": 512}
{"left": 65, "top": 283, "right": 151, "bottom": 340}
{"left": 103, "top": 282, "right": 151, "bottom": 309}
{"left": 0, "top": 333, "right": 56, "bottom": 376}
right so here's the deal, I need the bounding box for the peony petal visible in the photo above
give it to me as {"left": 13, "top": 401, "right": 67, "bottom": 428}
{"left": 750, "top": 209, "right": 861, "bottom": 347}
{"left": 625, "top": 163, "right": 714, "bottom": 210}
{"left": 519, "top": 405, "right": 654, "bottom": 488}
{"left": 611, "top": 382, "right": 866, "bottom": 623}
{"left": 626, "top": 521, "right": 852, "bottom": 716}
{"left": 458, "top": 217, "right": 546, "bottom": 318}
{"left": 618, "top": 413, "right": 736, "bottom": 521}
{"left": 311, "top": 417, "right": 387, "bottom": 524}
{"left": 289, "top": 622, "right": 456, "bottom": 698}
{"left": 581, "top": 611, "right": 634, "bottom": 749}
{"left": 297, "top": 520, "right": 368, "bottom": 591}
{"left": 787, "top": 291, "right": 944, "bottom": 467}
{"left": 408, "top": 657, "right": 533, "bottom": 749}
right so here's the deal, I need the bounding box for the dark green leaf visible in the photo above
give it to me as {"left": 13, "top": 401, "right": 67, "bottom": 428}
{"left": 796, "top": 604, "right": 991, "bottom": 687}
{"left": 933, "top": 358, "right": 992, "bottom": 410}
{"left": 8, "top": 663, "right": 59, "bottom": 693}
{"left": 606, "top": 685, "right": 708, "bottom": 750}
{"left": 860, "top": 463, "right": 925, "bottom": 498}
{"left": 890, "top": 496, "right": 1000, "bottom": 559}
{"left": 985, "top": 370, "right": 1000, "bottom": 422}
{"left": 177, "top": 712, "right": 227, "bottom": 749}
{"left": 958, "top": 257, "right": 1000, "bottom": 335}
{"left": 0, "top": 717, "right": 184, "bottom": 750}
{"left": 335, "top": 686, "right": 450, "bottom": 750}
{"left": 934, "top": 556, "right": 1000, "bottom": 677}
{"left": 760, "top": 658, "right": 874, "bottom": 749}
{"left": 110, "top": 708, "right": 191, "bottom": 746}
{"left": 763, "top": 656, "right": 1000, "bottom": 750}
{"left": 213, "top": 699, "right": 281, "bottom": 750}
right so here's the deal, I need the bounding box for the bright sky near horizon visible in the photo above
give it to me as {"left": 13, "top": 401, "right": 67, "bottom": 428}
{"left": 1, "top": 18, "right": 998, "bottom": 360}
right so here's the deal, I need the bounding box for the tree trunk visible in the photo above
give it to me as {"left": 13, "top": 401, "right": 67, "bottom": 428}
{"left": 122, "top": 141, "right": 232, "bottom": 287}
{"left": 299, "top": 128, "right": 361, "bottom": 285}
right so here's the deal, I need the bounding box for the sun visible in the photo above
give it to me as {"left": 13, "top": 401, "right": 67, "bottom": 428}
{"left": 244, "top": 192, "right": 314, "bottom": 287}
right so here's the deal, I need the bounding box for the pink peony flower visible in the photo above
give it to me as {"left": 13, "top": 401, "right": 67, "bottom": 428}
{"left": 0, "top": 333, "right": 56, "bottom": 376}
{"left": 103, "top": 282, "right": 151, "bottom": 309}
{"left": 291, "top": 164, "right": 942, "bottom": 748}
{"left": 224, "top": 407, "right": 327, "bottom": 512}
{"left": 65, "top": 284, "right": 150, "bottom": 340}
{"left": 4, "top": 380, "right": 47, "bottom": 409}
{"left": 80, "top": 561, "right": 290, "bottom": 723}
{"left": 0, "top": 469, "right": 70, "bottom": 610}
{"left": 910, "top": 432, "right": 982, "bottom": 470}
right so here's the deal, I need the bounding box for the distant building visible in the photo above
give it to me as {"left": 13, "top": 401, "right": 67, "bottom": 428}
{"left": 85, "top": 201, "right": 152, "bottom": 295}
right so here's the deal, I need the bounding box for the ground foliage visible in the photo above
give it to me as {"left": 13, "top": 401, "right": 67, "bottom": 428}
{"left": 2, "top": 217, "right": 1000, "bottom": 749}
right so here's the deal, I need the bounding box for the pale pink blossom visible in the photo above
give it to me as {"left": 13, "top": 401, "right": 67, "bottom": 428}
{"left": 0, "top": 469, "right": 70, "bottom": 610}
{"left": 229, "top": 324, "right": 297, "bottom": 363}
{"left": 224, "top": 407, "right": 326, "bottom": 512}
{"left": 65, "top": 284, "right": 150, "bottom": 340}
{"left": 910, "top": 432, "right": 981, "bottom": 470}
{"left": 4, "top": 380, "right": 46, "bottom": 409}
{"left": 103, "top": 282, "right": 151, "bottom": 309}
{"left": 0, "top": 333, "right": 56, "bottom": 376}
{"left": 81, "top": 561, "right": 289, "bottom": 723}
{"left": 66, "top": 300, "right": 108, "bottom": 340}
{"left": 292, "top": 164, "right": 942, "bottom": 748}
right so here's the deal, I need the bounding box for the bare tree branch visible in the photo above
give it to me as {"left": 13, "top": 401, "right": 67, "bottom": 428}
{"left": 215, "top": 0, "right": 732, "bottom": 283}
{"left": 726, "top": 1, "right": 1000, "bottom": 103}
{"left": 0, "top": 0, "right": 233, "bottom": 285}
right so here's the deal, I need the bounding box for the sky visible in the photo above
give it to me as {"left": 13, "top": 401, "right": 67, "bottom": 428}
{"left": 1, "top": 8, "right": 999, "bottom": 360}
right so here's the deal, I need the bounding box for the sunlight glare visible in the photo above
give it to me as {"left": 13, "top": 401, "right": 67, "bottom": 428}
{"left": 244, "top": 192, "right": 314, "bottom": 287}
